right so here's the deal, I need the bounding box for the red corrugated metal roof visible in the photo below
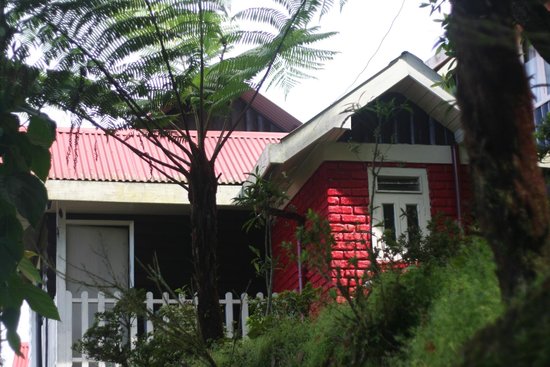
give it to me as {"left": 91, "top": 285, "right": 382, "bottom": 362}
{"left": 49, "top": 128, "right": 285, "bottom": 184}
{"left": 12, "top": 342, "right": 29, "bottom": 367}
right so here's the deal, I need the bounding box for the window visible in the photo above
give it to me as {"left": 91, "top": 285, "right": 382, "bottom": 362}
{"left": 377, "top": 176, "right": 421, "bottom": 193}
{"left": 370, "top": 168, "right": 430, "bottom": 256}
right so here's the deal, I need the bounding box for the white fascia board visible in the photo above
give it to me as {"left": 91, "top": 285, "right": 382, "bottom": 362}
{"left": 313, "top": 60, "right": 413, "bottom": 131}
{"left": 402, "top": 61, "right": 461, "bottom": 132}
{"left": 253, "top": 55, "right": 461, "bottom": 179}
{"left": 45, "top": 180, "right": 241, "bottom": 206}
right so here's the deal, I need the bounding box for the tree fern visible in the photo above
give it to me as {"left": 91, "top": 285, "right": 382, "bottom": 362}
{"left": 18, "top": 0, "right": 339, "bottom": 342}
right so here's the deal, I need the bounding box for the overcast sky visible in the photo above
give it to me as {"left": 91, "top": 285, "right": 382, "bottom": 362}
{"left": 258, "top": 0, "right": 447, "bottom": 122}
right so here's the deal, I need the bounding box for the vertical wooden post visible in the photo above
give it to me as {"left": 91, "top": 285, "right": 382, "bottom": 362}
{"left": 55, "top": 202, "right": 72, "bottom": 366}
{"left": 240, "top": 294, "right": 249, "bottom": 338}
{"left": 146, "top": 292, "right": 154, "bottom": 334}
{"left": 81, "top": 291, "right": 89, "bottom": 367}
{"left": 224, "top": 292, "right": 233, "bottom": 337}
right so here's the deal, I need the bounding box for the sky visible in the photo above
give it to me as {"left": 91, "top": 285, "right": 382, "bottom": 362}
{"left": 257, "top": 0, "right": 447, "bottom": 122}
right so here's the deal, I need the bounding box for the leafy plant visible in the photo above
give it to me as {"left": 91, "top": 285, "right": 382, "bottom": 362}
{"left": 397, "top": 239, "right": 503, "bottom": 367}
{"left": 1, "top": 19, "right": 59, "bottom": 351}
{"left": 234, "top": 169, "right": 296, "bottom": 316}
{"left": 246, "top": 283, "right": 319, "bottom": 338}
{"left": 74, "top": 288, "right": 214, "bottom": 367}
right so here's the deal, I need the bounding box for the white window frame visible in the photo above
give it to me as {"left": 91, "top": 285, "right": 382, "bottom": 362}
{"left": 59, "top": 219, "right": 135, "bottom": 293}
{"left": 369, "top": 167, "right": 431, "bottom": 256}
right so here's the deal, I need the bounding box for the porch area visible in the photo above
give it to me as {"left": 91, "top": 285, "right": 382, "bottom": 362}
{"left": 48, "top": 290, "right": 266, "bottom": 366}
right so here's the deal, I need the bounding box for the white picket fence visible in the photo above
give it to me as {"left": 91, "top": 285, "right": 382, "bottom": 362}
{"left": 60, "top": 289, "right": 266, "bottom": 366}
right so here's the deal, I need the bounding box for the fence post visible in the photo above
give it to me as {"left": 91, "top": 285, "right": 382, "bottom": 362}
{"left": 145, "top": 292, "right": 154, "bottom": 334}
{"left": 81, "top": 291, "right": 89, "bottom": 367}
{"left": 97, "top": 292, "right": 105, "bottom": 367}
{"left": 56, "top": 290, "right": 73, "bottom": 367}
{"left": 224, "top": 292, "right": 234, "bottom": 337}
{"left": 241, "top": 293, "right": 249, "bottom": 338}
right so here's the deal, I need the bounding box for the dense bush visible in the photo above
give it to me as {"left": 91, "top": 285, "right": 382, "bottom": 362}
{"left": 218, "top": 236, "right": 502, "bottom": 367}
{"left": 460, "top": 274, "right": 550, "bottom": 367}
{"left": 397, "top": 239, "right": 503, "bottom": 366}
{"left": 74, "top": 289, "right": 215, "bottom": 367}
{"left": 77, "top": 222, "right": 504, "bottom": 367}
{"left": 246, "top": 283, "right": 320, "bottom": 338}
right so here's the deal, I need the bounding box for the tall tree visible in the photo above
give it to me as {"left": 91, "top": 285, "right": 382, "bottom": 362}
{"left": 24, "top": 0, "right": 336, "bottom": 341}
{"left": 447, "top": 0, "right": 550, "bottom": 301}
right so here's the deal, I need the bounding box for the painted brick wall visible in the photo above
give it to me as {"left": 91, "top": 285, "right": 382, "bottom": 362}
{"left": 272, "top": 160, "right": 471, "bottom": 292}
{"left": 272, "top": 163, "right": 330, "bottom": 292}
{"left": 325, "top": 162, "right": 371, "bottom": 288}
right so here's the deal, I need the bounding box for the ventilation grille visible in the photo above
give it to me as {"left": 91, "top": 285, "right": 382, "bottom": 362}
{"left": 376, "top": 176, "right": 421, "bottom": 193}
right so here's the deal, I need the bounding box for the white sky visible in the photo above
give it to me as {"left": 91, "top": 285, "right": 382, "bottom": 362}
{"left": 257, "top": 0, "right": 447, "bottom": 122}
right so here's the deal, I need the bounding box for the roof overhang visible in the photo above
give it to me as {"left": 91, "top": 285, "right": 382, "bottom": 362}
{"left": 46, "top": 180, "right": 241, "bottom": 214}
{"left": 252, "top": 52, "right": 462, "bottom": 182}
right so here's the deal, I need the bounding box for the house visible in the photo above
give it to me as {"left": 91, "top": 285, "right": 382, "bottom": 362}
{"left": 33, "top": 94, "right": 301, "bottom": 367}
{"left": 27, "top": 51, "right": 473, "bottom": 366}
{"left": 249, "top": 51, "right": 472, "bottom": 292}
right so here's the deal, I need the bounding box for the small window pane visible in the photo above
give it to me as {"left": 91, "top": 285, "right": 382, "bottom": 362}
{"left": 377, "top": 176, "right": 420, "bottom": 192}
{"left": 382, "top": 203, "right": 396, "bottom": 241}
{"left": 405, "top": 204, "right": 419, "bottom": 233}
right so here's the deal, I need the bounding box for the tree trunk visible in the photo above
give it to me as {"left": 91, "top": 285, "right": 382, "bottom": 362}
{"left": 188, "top": 148, "right": 224, "bottom": 341}
{"left": 449, "top": 0, "right": 550, "bottom": 301}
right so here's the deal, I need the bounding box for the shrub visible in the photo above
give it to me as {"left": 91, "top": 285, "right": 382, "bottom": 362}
{"left": 246, "top": 283, "right": 319, "bottom": 338}
{"left": 74, "top": 289, "right": 215, "bottom": 367}
{"left": 396, "top": 238, "right": 503, "bottom": 367}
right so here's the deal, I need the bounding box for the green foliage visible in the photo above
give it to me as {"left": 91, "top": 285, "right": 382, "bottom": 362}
{"left": 218, "top": 235, "right": 501, "bottom": 367}
{"left": 384, "top": 214, "right": 465, "bottom": 266}
{"left": 74, "top": 289, "right": 213, "bottom": 367}
{"left": 460, "top": 273, "right": 550, "bottom": 367}
{"left": 398, "top": 239, "right": 503, "bottom": 367}
{"left": 234, "top": 168, "right": 289, "bottom": 231}
{"left": 234, "top": 169, "right": 292, "bottom": 315}
{"left": 1, "top": 34, "right": 59, "bottom": 350}
{"left": 246, "top": 283, "right": 319, "bottom": 338}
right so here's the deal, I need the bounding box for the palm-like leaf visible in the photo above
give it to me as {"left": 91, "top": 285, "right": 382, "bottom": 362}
{"left": 27, "top": 0, "right": 334, "bottom": 137}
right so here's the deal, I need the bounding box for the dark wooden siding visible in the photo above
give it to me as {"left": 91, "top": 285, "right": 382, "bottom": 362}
{"left": 47, "top": 209, "right": 264, "bottom": 297}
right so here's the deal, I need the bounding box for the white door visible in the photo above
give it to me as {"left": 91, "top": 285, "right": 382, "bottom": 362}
{"left": 66, "top": 224, "right": 130, "bottom": 297}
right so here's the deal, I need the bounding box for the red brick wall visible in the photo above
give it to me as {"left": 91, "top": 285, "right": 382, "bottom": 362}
{"left": 272, "top": 163, "right": 330, "bottom": 292}
{"left": 272, "top": 160, "right": 471, "bottom": 292}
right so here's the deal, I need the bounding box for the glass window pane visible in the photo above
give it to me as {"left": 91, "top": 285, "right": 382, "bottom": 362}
{"left": 405, "top": 204, "right": 419, "bottom": 233}
{"left": 377, "top": 176, "right": 420, "bottom": 192}
{"left": 382, "top": 203, "right": 396, "bottom": 241}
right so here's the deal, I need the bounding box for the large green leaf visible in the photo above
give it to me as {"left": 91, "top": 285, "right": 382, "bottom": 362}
{"left": 18, "top": 281, "right": 60, "bottom": 320}
{"left": 1, "top": 273, "right": 59, "bottom": 320}
{"left": 0, "top": 205, "right": 24, "bottom": 282}
{"left": 0, "top": 172, "right": 48, "bottom": 226}
{"left": 18, "top": 256, "right": 42, "bottom": 284}
{"left": 0, "top": 274, "right": 24, "bottom": 308}
{"left": 27, "top": 114, "right": 56, "bottom": 149}
{"left": 0, "top": 307, "right": 22, "bottom": 353}
{"left": 28, "top": 144, "right": 51, "bottom": 181}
